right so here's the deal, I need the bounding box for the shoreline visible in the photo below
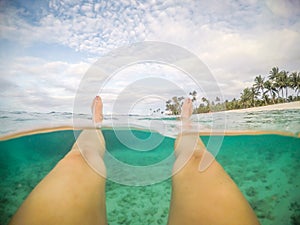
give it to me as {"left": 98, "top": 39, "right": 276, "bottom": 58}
{"left": 0, "top": 101, "right": 299, "bottom": 141}
{"left": 225, "top": 101, "right": 300, "bottom": 113}
{"left": 0, "top": 125, "right": 298, "bottom": 141}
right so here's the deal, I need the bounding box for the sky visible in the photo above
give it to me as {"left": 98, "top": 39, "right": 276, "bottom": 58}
{"left": 0, "top": 0, "right": 300, "bottom": 114}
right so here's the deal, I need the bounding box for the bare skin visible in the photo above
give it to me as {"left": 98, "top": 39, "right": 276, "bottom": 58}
{"left": 9, "top": 96, "right": 108, "bottom": 225}
{"left": 167, "top": 98, "right": 260, "bottom": 225}
{"left": 9, "top": 97, "right": 259, "bottom": 225}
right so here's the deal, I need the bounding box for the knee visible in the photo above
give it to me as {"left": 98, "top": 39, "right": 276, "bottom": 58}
{"left": 58, "top": 147, "right": 86, "bottom": 170}
{"left": 192, "top": 149, "right": 204, "bottom": 160}
{"left": 63, "top": 143, "right": 83, "bottom": 160}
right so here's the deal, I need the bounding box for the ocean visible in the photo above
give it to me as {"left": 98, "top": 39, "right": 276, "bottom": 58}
{"left": 0, "top": 109, "right": 299, "bottom": 225}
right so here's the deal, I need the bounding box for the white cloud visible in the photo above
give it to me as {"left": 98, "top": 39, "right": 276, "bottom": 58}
{"left": 0, "top": 0, "right": 300, "bottom": 113}
{"left": 0, "top": 0, "right": 147, "bottom": 54}
{"left": 143, "top": 0, "right": 300, "bottom": 99}
{"left": 0, "top": 56, "right": 89, "bottom": 112}
{"left": 266, "top": 0, "right": 300, "bottom": 18}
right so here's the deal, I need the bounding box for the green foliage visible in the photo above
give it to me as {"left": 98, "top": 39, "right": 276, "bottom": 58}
{"left": 165, "top": 96, "right": 184, "bottom": 115}
{"left": 164, "top": 66, "right": 300, "bottom": 115}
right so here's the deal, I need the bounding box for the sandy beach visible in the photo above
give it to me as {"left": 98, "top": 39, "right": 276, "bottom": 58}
{"left": 227, "top": 101, "right": 300, "bottom": 113}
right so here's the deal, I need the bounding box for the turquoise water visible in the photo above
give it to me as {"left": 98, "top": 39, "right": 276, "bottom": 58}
{"left": 0, "top": 129, "right": 299, "bottom": 224}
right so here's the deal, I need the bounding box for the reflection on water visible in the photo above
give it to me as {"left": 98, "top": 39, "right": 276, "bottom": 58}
{"left": 1, "top": 109, "right": 300, "bottom": 137}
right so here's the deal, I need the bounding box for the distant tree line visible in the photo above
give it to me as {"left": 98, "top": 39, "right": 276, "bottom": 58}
{"left": 164, "top": 67, "right": 300, "bottom": 115}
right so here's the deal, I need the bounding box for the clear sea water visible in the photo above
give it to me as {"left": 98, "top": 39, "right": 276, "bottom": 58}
{"left": 0, "top": 109, "right": 299, "bottom": 225}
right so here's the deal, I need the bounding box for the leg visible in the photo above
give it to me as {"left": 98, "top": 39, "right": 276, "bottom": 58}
{"left": 9, "top": 96, "right": 107, "bottom": 225}
{"left": 168, "top": 99, "right": 260, "bottom": 225}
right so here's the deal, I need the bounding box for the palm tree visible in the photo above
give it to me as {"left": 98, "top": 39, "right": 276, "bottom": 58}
{"left": 250, "top": 87, "right": 258, "bottom": 107}
{"left": 280, "top": 70, "right": 289, "bottom": 101}
{"left": 270, "top": 69, "right": 289, "bottom": 101}
{"left": 189, "top": 90, "right": 197, "bottom": 102}
{"left": 231, "top": 98, "right": 240, "bottom": 109}
{"left": 200, "top": 97, "right": 210, "bottom": 112}
{"left": 269, "top": 67, "right": 279, "bottom": 81}
{"left": 290, "top": 72, "right": 300, "bottom": 98}
{"left": 296, "top": 72, "right": 300, "bottom": 98}
{"left": 240, "top": 88, "right": 252, "bottom": 108}
{"left": 201, "top": 97, "right": 209, "bottom": 106}
{"left": 268, "top": 67, "right": 280, "bottom": 99}
{"left": 263, "top": 80, "right": 277, "bottom": 104}
{"left": 171, "top": 96, "right": 184, "bottom": 115}
{"left": 166, "top": 97, "right": 184, "bottom": 115}
{"left": 262, "top": 92, "right": 270, "bottom": 104}
{"left": 253, "top": 75, "right": 266, "bottom": 104}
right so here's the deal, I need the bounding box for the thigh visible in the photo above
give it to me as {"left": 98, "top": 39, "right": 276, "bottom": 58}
{"left": 9, "top": 150, "right": 107, "bottom": 225}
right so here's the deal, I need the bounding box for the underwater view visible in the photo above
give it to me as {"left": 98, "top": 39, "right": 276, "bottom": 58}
{"left": 0, "top": 109, "right": 300, "bottom": 225}
{"left": 2, "top": 0, "right": 300, "bottom": 224}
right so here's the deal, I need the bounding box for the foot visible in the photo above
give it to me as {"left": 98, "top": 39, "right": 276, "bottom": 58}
{"left": 69, "top": 96, "right": 106, "bottom": 176}
{"left": 91, "top": 96, "right": 104, "bottom": 124}
{"left": 178, "top": 98, "right": 215, "bottom": 172}
{"left": 180, "top": 98, "right": 193, "bottom": 132}
{"left": 181, "top": 98, "right": 193, "bottom": 120}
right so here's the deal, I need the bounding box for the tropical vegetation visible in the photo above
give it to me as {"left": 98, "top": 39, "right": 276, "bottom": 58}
{"left": 164, "top": 67, "right": 300, "bottom": 115}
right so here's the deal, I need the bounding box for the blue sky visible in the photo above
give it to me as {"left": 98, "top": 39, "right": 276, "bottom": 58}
{"left": 0, "top": 0, "right": 300, "bottom": 114}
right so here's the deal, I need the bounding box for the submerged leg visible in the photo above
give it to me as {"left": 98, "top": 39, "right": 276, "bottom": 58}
{"left": 9, "top": 96, "right": 107, "bottom": 225}
{"left": 168, "top": 98, "right": 260, "bottom": 225}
